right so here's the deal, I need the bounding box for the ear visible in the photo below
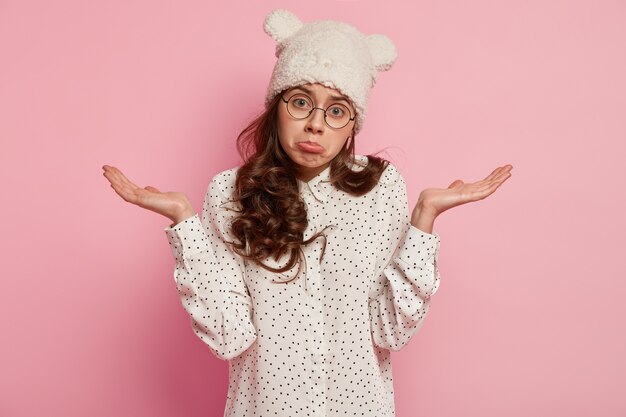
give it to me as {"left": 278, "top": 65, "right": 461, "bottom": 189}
{"left": 264, "top": 9, "right": 303, "bottom": 43}
{"left": 366, "top": 34, "right": 398, "bottom": 71}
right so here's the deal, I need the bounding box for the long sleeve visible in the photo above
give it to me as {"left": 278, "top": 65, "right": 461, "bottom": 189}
{"left": 368, "top": 168, "right": 441, "bottom": 352}
{"left": 164, "top": 176, "right": 257, "bottom": 360}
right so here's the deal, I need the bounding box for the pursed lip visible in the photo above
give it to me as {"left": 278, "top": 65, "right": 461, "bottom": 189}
{"left": 296, "top": 141, "right": 325, "bottom": 154}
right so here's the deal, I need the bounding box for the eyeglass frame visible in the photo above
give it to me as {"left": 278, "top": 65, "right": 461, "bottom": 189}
{"left": 280, "top": 92, "right": 356, "bottom": 130}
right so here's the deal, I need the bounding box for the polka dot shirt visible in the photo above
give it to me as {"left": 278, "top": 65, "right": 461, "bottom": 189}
{"left": 164, "top": 156, "right": 441, "bottom": 417}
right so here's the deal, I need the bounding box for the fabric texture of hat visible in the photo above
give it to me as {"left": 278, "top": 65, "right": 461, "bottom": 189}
{"left": 263, "top": 9, "right": 397, "bottom": 133}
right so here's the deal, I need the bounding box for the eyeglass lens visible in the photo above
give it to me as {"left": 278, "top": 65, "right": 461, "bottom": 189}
{"left": 285, "top": 94, "right": 352, "bottom": 129}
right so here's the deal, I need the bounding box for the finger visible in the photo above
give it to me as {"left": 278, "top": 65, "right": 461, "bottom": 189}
{"left": 485, "top": 178, "right": 507, "bottom": 195}
{"left": 463, "top": 170, "right": 511, "bottom": 201}
{"left": 109, "top": 181, "right": 137, "bottom": 203}
{"left": 144, "top": 186, "right": 160, "bottom": 193}
{"left": 482, "top": 166, "right": 506, "bottom": 182}
{"left": 490, "top": 168, "right": 513, "bottom": 185}
{"left": 103, "top": 169, "right": 125, "bottom": 190}
{"left": 110, "top": 166, "right": 142, "bottom": 191}
{"left": 468, "top": 182, "right": 502, "bottom": 201}
{"left": 448, "top": 179, "right": 464, "bottom": 188}
{"left": 104, "top": 166, "right": 126, "bottom": 187}
{"left": 483, "top": 172, "right": 512, "bottom": 195}
{"left": 102, "top": 168, "right": 114, "bottom": 185}
{"left": 104, "top": 167, "right": 150, "bottom": 206}
{"left": 480, "top": 166, "right": 512, "bottom": 188}
{"left": 458, "top": 165, "right": 512, "bottom": 189}
{"left": 469, "top": 174, "right": 509, "bottom": 194}
{"left": 109, "top": 166, "right": 132, "bottom": 186}
{"left": 107, "top": 170, "right": 144, "bottom": 203}
{"left": 466, "top": 167, "right": 504, "bottom": 188}
{"left": 483, "top": 164, "right": 513, "bottom": 183}
{"left": 107, "top": 170, "right": 132, "bottom": 192}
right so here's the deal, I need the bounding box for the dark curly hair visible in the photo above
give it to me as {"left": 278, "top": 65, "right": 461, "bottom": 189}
{"left": 226, "top": 91, "right": 389, "bottom": 281}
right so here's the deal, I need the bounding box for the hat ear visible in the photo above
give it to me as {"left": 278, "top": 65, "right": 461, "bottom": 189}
{"left": 366, "top": 34, "right": 398, "bottom": 71}
{"left": 264, "top": 9, "right": 303, "bottom": 43}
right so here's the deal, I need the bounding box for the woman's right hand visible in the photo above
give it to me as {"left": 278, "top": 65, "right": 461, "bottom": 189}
{"left": 102, "top": 165, "right": 196, "bottom": 226}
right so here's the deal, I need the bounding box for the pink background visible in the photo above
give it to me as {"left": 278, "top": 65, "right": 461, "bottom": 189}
{"left": 1, "top": 1, "right": 625, "bottom": 416}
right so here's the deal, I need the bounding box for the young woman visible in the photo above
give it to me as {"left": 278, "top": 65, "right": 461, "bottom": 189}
{"left": 103, "top": 9, "right": 512, "bottom": 417}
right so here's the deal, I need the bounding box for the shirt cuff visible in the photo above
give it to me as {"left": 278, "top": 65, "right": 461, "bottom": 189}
{"left": 397, "top": 224, "right": 441, "bottom": 267}
{"left": 164, "top": 213, "right": 210, "bottom": 261}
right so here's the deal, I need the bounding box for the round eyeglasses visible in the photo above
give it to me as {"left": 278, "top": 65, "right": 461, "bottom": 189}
{"left": 281, "top": 93, "right": 355, "bottom": 129}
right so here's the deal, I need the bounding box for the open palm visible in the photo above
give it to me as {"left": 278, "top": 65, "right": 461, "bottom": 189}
{"left": 419, "top": 164, "right": 513, "bottom": 216}
{"left": 102, "top": 165, "right": 192, "bottom": 222}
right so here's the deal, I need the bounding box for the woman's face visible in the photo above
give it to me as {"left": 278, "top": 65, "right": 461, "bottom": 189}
{"left": 277, "top": 83, "right": 356, "bottom": 182}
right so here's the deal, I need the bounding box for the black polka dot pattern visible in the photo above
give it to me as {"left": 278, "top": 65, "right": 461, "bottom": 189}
{"left": 164, "top": 155, "right": 442, "bottom": 417}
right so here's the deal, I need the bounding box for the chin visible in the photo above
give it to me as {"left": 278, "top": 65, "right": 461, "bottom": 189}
{"left": 292, "top": 153, "right": 328, "bottom": 168}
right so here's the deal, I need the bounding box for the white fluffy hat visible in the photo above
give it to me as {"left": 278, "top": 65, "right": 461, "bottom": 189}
{"left": 263, "top": 9, "right": 397, "bottom": 133}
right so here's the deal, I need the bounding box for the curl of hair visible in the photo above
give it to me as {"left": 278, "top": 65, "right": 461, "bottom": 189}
{"left": 227, "top": 92, "right": 389, "bottom": 280}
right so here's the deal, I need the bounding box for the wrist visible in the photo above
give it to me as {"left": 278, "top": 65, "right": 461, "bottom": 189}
{"left": 416, "top": 193, "right": 438, "bottom": 212}
{"left": 170, "top": 203, "right": 196, "bottom": 225}
{"left": 411, "top": 201, "right": 438, "bottom": 235}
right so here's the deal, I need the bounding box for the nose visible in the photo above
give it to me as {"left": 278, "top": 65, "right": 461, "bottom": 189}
{"left": 305, "top": 108, "right": 326, "bottom": 134}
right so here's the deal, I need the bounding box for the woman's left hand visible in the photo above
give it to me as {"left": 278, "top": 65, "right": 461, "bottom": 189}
{"left": 415, "top": 164, "right": 513, "bottom": 218}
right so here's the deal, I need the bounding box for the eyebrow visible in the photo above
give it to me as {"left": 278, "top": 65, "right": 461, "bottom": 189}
{"left": 290, "top": 86, "right": 353, "bottom": 107}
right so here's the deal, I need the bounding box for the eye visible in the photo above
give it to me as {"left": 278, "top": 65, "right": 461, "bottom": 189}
{"left": 328, "top": 105, "right": 346, "bottom": 118}
{"left": 291, "top": 95, "right": 312, "bottom": 109}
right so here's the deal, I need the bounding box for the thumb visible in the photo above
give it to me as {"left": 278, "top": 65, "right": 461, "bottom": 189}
{"left": 144, "top": 185, "right": 161, "bottom": 193}
{"left": 448, "top": 179, "right": 464, "bottom": 189}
